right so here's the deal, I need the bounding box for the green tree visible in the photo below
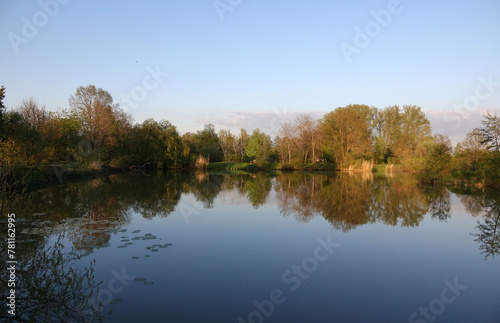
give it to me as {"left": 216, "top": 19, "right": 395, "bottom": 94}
{"left": 218, "top": 129, "right": 236, "bottom": 162}
{"left": 418, "top": 134, "right": 452, "bottom": 182}
{"left": 460, "top": 128, "right": 488, "bottom": 170}
{"left": 134, "top": 119, "right": 183, "bottom": 169}
{"left": 193, "top": 124, "right": 223, "bottom": 162}
{"left": 245, "top": 129, "right": 273, "bottom": 163}
{"left": 400, "top": 105, "right": 432, "bottom": 152}
{"left": 321, "top": 106, "right": 372, "bottom": 166}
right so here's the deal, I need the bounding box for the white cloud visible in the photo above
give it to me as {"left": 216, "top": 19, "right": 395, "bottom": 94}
{"left": 425, "top": 107, "right": 500, "bottom": 146}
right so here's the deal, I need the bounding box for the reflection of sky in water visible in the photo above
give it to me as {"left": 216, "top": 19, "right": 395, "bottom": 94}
{"left": 10, "top": 173, "right": 500, "bottom": 322}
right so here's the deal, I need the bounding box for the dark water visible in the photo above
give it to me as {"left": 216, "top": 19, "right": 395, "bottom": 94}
{"left": 2, "top": 171, "right": 500, "bottom": 322}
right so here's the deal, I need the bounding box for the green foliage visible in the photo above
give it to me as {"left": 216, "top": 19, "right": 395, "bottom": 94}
{"left": 478, "top": 152, "right": 500, "bottom": 185}
{"left": 321, "top": 105, "right": 372, "bottom": 167}
{"left": 245, "top": 129, "right": 273, "bottom": 164}
{"left": 133, "top": 119, "right": 183, "bottom": 169}
{"left": 417, "top": 135, "right": 452, "bottom": 183}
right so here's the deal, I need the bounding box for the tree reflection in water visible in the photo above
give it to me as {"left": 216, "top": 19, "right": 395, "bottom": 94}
{"left": 7, "top": 171, "right": 500, "bottom": 262}
{"left": 458, "top": 189, "right": 500, "bottom": 260}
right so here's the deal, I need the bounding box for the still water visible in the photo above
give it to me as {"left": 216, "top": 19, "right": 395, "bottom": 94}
{"left": 2, "top": 171, "right": 500, "bottom": 322}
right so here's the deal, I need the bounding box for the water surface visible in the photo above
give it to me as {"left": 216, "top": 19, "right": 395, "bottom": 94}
{"left": 2, "top": 172, "right": 499, "bottom": 322}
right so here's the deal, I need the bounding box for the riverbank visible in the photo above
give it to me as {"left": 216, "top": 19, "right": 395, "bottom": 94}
{"left": 4, "top": 162, "right": 498, "bottom": 195}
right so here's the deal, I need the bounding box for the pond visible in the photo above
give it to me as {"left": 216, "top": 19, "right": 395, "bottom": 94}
{"left": 1, "top": 171, "right": 499, "bottom": 322}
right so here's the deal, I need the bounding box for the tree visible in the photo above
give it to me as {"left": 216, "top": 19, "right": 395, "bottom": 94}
{"left": 278, "top": 121, "right": 297, "bottom": 163}
{"left": 460, "top": 128, "right": 487, "bottom": 170}
{"left": 245, "top": 129, "right": 273, "bottom": 163}
{"left": 69, "top": 85, "right": 125, "bottom": 150}
{"left": 480, "top": 112, "right": 500, "bottom": 151}
{"left": 193, "top": 124, "right": 223, "bottom": 162}
{"left": 231, "top": 129, "right": 249, "bottom": 162}
{"left": 218, "top": 129, "right": 236, "bottom": 162}
{"left": 376, "top": 105, "right": 401, "bottom": 152}
{"left": 321, "top": 106, "right": 372, "bottom": 166}
{"left": 0, "top": 86, "right": 6, "bottom": 128}
{"left": 134, "top": 119, "right": 183, "bottom": 169}
{"left": 400, "top": 105, "right": 432, "bottom": 152}
{"left": 295, "top": 115, "right": 321, "bottom": 163}
{"left": 418, "top": 134, "right": 452, "bottom": 182}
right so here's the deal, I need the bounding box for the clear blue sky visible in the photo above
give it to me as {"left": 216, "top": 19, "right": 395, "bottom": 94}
{"left": 1, "top": 0, "right": 499, "bottom": 142}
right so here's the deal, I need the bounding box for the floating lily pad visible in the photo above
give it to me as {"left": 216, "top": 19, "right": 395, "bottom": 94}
{"left": 143, "top": 281, "right": 154, "bottom": 285}
{"left": 134, "top": 277, "right": 146, "bottom": 282}
{"left": 150, "top": 249, "right": 159, "bottom": 252}
{"left": 125, "top": 242, "right": 133, "bottom": 245}
{"left": 132, "top": 230, "right": 141, "bottom": 233}
{"left": 110, "top": 298, "right": 122, "bottom": 305}
{"left": 117, "top": 245, "right": 128, "bottom": 248}
{"left": 144, "top": 255, "right": 151, "bottom": 258}
{"left": 131, "top": 237, "right": 141, "bottom": 240}
{"left": 121, "top": 239, "right": 131, "bottom": 242}
{"left": 132, "top": 257, "right": 140, "bottom": 260}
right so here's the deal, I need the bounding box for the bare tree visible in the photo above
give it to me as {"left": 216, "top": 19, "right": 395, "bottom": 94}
{"left": 278, "top": 121, "right": 297, "bottom": 163}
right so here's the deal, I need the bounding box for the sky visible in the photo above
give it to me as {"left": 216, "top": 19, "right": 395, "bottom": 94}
{"left": 1, "top": 0, "right": 500, "bottom": 144}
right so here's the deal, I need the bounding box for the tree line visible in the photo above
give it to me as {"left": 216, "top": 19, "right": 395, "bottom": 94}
{"left": 1, "top": 84, "right": 499, "bottom": 185}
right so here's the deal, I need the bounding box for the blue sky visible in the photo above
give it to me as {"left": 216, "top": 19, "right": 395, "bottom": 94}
{"left": 1, "top": 0, "right": 499, "bottom": 142}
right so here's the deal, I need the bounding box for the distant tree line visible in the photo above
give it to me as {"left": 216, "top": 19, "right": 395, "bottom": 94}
{"left": 1, "top": 84, "right": 499, "bottom": 185}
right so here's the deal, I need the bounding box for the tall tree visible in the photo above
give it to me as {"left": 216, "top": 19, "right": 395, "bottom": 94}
{"left": 480, "top": 112, "right": 500, "bottom": 151}
{"left": 245, "top": 129, "right": 273, "bottom": 163}
{"left": 0, "top": 86, "right": 5, "bottom": 129}
{"left": 295, "top": 115, "right": 321, "bottom": 163}
{"left": 69, "top": 85, "right": 124, "bottom": 150}
{"left": 461, "top": 128, "right": 487, "bottom": 169}
{"left": 278, "top": 121, "right": 297, "bottom": 163}
{"left": 135, "top": 119, "right": 183, "bottom": 169}
{"left": 321, "top": 106, "right": 372, "bottom": 166}
{"left": 400, "top": 105, "right": 432, "bottom": 152}
{"left": 218, "top": 129, "right": 236, "bottom": 162}
{"left": 377, "top": 105, "right": 401, "bottom": 150}
{"left": 18, "top": 98, "right": 49, "bottom": 132}
{"left": 193, "top": 124, "right": 223, "bottom": 162}
{"left": 236, "top": 129, "right": 249, "bottom": 162}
